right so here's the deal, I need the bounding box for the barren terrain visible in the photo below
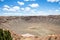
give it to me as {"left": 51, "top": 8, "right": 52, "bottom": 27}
{"left": 0, "top": 15, "right": 60, "bottom": 36}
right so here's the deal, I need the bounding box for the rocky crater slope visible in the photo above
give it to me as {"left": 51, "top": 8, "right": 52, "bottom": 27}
{"left": 0, "top": 15, "right": 60, "bottom": 36}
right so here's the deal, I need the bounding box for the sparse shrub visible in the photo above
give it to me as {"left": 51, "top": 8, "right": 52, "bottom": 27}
{"left": 0, "top": 29, "right": 3, "bottom": 40}
{"left": 0, "top": 29, "right": 12, "bottom": 40}
{"left": 3, "top": 30, "right": 12, "bottom": 40}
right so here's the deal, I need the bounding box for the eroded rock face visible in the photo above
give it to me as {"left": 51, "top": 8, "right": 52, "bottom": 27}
{"left": 10, "top": 31, "right": 60, "bottom": 40}
{"left": 0, "top": 16, "right": 60, "bottom": 26}
{"left": 21, "top": 16, "right": 60, "bottom": 24}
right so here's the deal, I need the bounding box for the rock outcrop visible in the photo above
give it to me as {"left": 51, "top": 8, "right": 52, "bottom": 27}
{"left": 10, "top": 31, "right": 60, "bottom": 40}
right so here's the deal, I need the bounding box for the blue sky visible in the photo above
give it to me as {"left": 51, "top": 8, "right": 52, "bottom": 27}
{"left": 0, "top": 0, "right": 60, "bottom": 16}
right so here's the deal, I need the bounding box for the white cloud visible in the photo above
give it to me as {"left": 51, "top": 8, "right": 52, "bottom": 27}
{"left": 55, "top": 9, "right": 59, "bottom": 11}
{"left": 21, "top": 8, "right": 25, "bottom": 10}
{"left": 29, "top": 3, "right": 39, "bottom": 8}
{"left": 21, "top": 7, "right": 31, "bottom": 11}
{"left": 47, "top": 0, "right": 60, "bottom": 2}
{"left": 3, "top": 5, "right": 20, "bottom": 12}
{"left": 23, "top": 10, "right": 49, "bottom": 16}
{"left": 3, "top": 8, "right": 9, "bottom": 11}
{"left": 25, "top": 7, "right": 31, "bottom": 11}
{"left": 8, "top": 6, "right": 20, "bottom": 12}
{"left": 33, "top": 11, "right": 48, "bottom": 16}
{"left": 24, "top": 0, "right": 35, "bottom": 1}
{"left": 3, "top": 13, "right": 21, "bottom": 16}
{"left": 3, "top": 5, "right": 10, "bottom": 11}
{"left": 12, "top": 6, "right": 20, "bottom": 10}
{"left": 24, "top": 0, "right": 29, "bottom": 1}
{"left": 4, "top": 5, "right": 10, "bottom": 8}
{"left": 3, "top": 5, "right": 31, "bottom": 12}
{"left": 17, "top": 1, "right": 24, "bottom": 5}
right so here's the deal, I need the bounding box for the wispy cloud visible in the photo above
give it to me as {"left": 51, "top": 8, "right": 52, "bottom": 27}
{"left": 55, "top": 9, "right": 60, "bottom": 12}
{"left": 21, "top": 7, "right": 31, "bottom": 11}
{"left": 24, "top": 0, "right": 35, "bottom": 1}
{"left": 17, "top": 1, "right": 24, "bottom": 5}
{"left": 29, "top": 3, "right": 39, "bottom": 8}
{"left": 3, "top": 5, "right": 20, "bottom": 12}
{"left": 47, "top": 0, "right": 60, "bottom": 2}
{"left": 0, "top": 0, "right": 60, "bottom": 16}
